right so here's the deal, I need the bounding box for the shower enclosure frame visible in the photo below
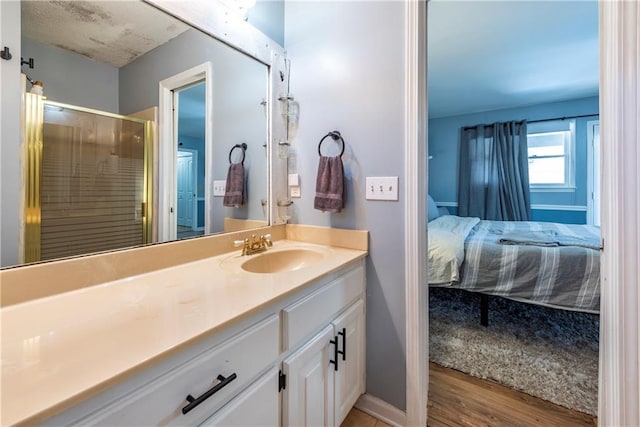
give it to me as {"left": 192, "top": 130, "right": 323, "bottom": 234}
{"left": 22, "top": 94, "right": 154, "bottom": 264}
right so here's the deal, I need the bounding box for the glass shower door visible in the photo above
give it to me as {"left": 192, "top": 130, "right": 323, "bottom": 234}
{"left": 24, "top": 96, "right": 152, "bottom": 262}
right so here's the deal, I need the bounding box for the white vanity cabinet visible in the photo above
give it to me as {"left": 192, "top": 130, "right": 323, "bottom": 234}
{"left": 200, "top": 369, "right": 280, "bottom": 426}
{"left": 281, "top": 265, "right": 366, "bottom": 427}
{"left": 48, "top": 315, "right": 281, "bottom": 427}
{"left": 42, "top": 260, "right": 365, "bottom": 427}
{"left": 332, "top": 299, "right": 366, "bottom": 425}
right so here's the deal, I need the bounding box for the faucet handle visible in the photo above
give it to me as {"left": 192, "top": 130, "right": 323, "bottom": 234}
{"left": 233, "top": 239, "right": 247, "bottom": 247}
{"left": 261, "top": 234, "right": 273, "bottom": 247}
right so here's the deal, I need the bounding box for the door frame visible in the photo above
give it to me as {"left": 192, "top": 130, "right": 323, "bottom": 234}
{"left": 404, "top": 1, "right": 427, "bottom": 426}
{"left": 177, "top": 148, "right": 199, "bottom": 231}
{"left": 586, "top": 119, "right": 600, "bottom": 226}
{"left": 158, "top": 62, "right": 213, "bottom": 241}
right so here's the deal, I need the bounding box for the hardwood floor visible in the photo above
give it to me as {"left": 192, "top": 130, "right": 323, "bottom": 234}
{"left": 342, "top": 363, "right": 597, "bottom": 427}
{"left": 341, "top": 408, "right": 391, "bottom": 427}
{"left": 428, "top": 363, "right": 597, "bottom": 427}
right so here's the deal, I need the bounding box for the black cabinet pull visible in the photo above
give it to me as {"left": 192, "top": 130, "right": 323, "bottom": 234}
{"left": 182, "top": 373, "right": 237, "bottom": 415}
{"left": 338, "top": 328, "right": 346, "bottom": 361}
{"left": 329, "top": 336, "right": 339, "bottom": 371}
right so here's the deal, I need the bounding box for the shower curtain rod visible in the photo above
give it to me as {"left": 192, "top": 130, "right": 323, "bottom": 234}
{"left": 462, "top": 113, "right": 599, "bottom": 131}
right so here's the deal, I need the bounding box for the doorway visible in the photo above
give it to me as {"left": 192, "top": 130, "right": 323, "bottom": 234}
{"left": 158, "top": 63, "right": 212, "bottom": 242}
{"left": 425, "top": 0, "right": 600, "bottom": 422}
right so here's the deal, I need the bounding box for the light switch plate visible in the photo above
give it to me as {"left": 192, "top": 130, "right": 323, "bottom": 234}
{"left": 288, "top": 173, "right": 300, "bottom": 186}
{"left": 365, "top": 176, "right": 399, "bottom": 201}
{"left": 213, "top": 180, "right": 226, "bottom": 196}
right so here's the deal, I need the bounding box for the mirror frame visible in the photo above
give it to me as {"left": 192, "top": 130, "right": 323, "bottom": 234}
{"left": 146, "top": 0, "right": 289, "bottom": 233}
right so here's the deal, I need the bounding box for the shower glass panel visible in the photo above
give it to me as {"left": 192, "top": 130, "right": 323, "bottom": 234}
{"left": 24, "top": 96, "right": 152, "bottom": 263}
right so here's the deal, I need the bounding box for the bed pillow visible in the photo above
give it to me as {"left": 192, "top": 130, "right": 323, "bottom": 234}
{"left": 428, "top": 194, "right": 440, "bottom": 222}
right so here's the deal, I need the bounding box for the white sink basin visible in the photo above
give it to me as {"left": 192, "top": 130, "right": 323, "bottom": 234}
{"left": 241, "top": 249, "right": 324, "bottom": 274}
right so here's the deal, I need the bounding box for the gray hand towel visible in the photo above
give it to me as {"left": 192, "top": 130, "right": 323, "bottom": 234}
{"left": 223, "top": 162, "right": 245, "bottom": 207}
{"left": 314, "top": 155, "right": 344, "bottom": 212}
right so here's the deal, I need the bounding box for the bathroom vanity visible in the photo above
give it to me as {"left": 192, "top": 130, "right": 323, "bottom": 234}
{"left": 0, "top": 226, "right": 368, "bottom": 426}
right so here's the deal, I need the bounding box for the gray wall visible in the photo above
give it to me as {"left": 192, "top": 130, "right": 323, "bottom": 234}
{"left": 285, "top": 1, "right": 407, "bottom": 410}
{"left": 249, "top": 0, "right": 285, "bottom": 46}
{"left": 21, "top": 38, "right": 119, "bottom": 113}
{"left": 120, "top": 28, "right": 268, "bottom": 232}
{"left": 1, "top": 0, "right": 22, "bottom": 267}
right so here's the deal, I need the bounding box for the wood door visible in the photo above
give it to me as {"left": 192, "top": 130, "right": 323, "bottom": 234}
{"left": 177, "top": 151, "right": 194, "bottom": 228}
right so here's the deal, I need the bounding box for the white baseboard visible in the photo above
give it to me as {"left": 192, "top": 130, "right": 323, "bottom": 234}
{"left": 354, "top": 394, "right": 407, "bottom": 427}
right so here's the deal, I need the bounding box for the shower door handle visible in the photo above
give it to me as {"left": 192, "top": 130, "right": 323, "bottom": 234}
{"left": 141, "top": 202, "right": 147, "bottom": 218}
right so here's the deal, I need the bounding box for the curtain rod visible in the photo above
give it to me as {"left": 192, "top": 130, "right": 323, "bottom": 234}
{"left": 462, "top": 113, "right": 599, "bottom": 131}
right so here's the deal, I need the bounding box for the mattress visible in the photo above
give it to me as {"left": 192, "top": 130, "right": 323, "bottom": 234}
{"left": 428, "top": 216, "right": 601, "bottom": 313}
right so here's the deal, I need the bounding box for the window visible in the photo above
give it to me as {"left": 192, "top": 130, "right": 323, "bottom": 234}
{"left": 527, "top": 120, "right": 575, "bottom": 190}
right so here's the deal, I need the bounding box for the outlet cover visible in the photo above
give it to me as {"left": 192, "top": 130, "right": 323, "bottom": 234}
{"left": 213, "top": 180, "right": 226, "bottom": 196}
{"left": 290, "top": 186, "right": 301, "bottom": 198}
{"left": 365, "top": 176, "right": 399, "bottom": 201}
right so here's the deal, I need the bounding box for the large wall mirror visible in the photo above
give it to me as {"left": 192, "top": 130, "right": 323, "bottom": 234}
{"left": 2, "top": 0, "right": 287, "bottom": 268}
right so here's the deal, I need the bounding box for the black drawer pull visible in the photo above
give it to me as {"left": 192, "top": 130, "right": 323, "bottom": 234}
{"left": 338, "top": 328, "right": 346, "bottom": 361}
{"left": 182, "top": 373, "right": 237, "bottom": 415}
{"left": 329, "top": 337, "right": 339, "bottom": 371}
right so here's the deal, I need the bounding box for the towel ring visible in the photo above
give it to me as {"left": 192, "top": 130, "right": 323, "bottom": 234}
{"left": 229, "top": 143, "right": 247, "bottom": 165}
{"left": 318, "top": 131, "right": 345, "bottom": 157}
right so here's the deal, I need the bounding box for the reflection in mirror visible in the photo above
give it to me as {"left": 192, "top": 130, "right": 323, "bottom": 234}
{"left": 176, "top": 82, "right": 205, "bottom": 240}
{"left": 4, "top": 0, "right": 275, "bottom": 268}
{"left": 23, "top": 99, "right": 151, "bottom": 263}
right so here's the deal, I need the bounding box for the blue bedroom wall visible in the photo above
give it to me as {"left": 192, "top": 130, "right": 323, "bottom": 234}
{"left": 428, "top": 96, "right": 598, "bottom": 224}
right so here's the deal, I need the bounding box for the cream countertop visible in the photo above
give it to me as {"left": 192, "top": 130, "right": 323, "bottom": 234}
{"left": 1, "top": 239, "right": 367, "bottom": 426}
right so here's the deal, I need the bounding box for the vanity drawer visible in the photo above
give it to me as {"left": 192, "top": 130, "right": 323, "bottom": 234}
{"left": 282, "top": 264, "right": 364, "bottom": 352}
{"left": 79, "top": 315, "right": 279, "bottom": 426}
{"left": 199, "top": 369, "right": 279, "bottom": 426}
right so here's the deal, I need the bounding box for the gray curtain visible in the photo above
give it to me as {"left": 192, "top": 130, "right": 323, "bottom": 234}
{"left": 458, "top": 121, "right": 531, "bottom": 221}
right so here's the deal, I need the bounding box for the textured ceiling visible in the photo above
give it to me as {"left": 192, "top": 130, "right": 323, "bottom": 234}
{"left": 428, "top": 0, "right": 599, "bottom": 118}
{"left": 21, "top": 1, "right": 190, "bottom": 68}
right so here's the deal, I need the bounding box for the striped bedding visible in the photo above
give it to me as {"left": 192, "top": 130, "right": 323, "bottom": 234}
{"left": 429, "top": 216, "right": 601, "bottom": 313}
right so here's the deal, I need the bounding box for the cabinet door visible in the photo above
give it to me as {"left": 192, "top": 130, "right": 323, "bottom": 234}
{"left": 199, "top": 369, "right": 279, "bottom": 427}
{"left": 282, "top": 324, "right": 335, "bottom": 427}
{"left": 333, "top": 299, "right": 365, "bottom": 426}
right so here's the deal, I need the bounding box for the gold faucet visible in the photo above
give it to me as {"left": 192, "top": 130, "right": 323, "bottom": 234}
{"left": 235, "top": 234, "right": 273, "bottom": 256}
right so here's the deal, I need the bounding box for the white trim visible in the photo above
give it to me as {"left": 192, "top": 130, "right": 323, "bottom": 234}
{"left": 530, "top": 187, "right": 576, "bottom": 193}
{"left": 586, "top": 119, "right": 600, "bottom": 225}
{"left": 434, "top": 201, "right": 458, "bottom": 208}
{"left": 435, "top": 201, "right": 587, "bottom": 212}
{"left": 355, "top": 394, "right": 406, "bottom": 427}
{"left": 599, "top": 2, "right": 640, "bottom": 425}
{"left": 531, "top": 204, "right": 587, "bottom": 212}
{"left": 158, "top": 62, "right": 213, "bottom": 242}
{"left": 405, "top": 1, "right": 428, "bottom": 426}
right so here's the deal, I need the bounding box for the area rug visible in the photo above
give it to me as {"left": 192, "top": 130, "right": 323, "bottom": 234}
{"left": 428, "top": 287, "right": 599, "bottom": 416}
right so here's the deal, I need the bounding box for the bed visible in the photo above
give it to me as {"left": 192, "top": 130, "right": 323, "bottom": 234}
{"left": 428, "top": 213, "right": 601, "bottom": 324}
